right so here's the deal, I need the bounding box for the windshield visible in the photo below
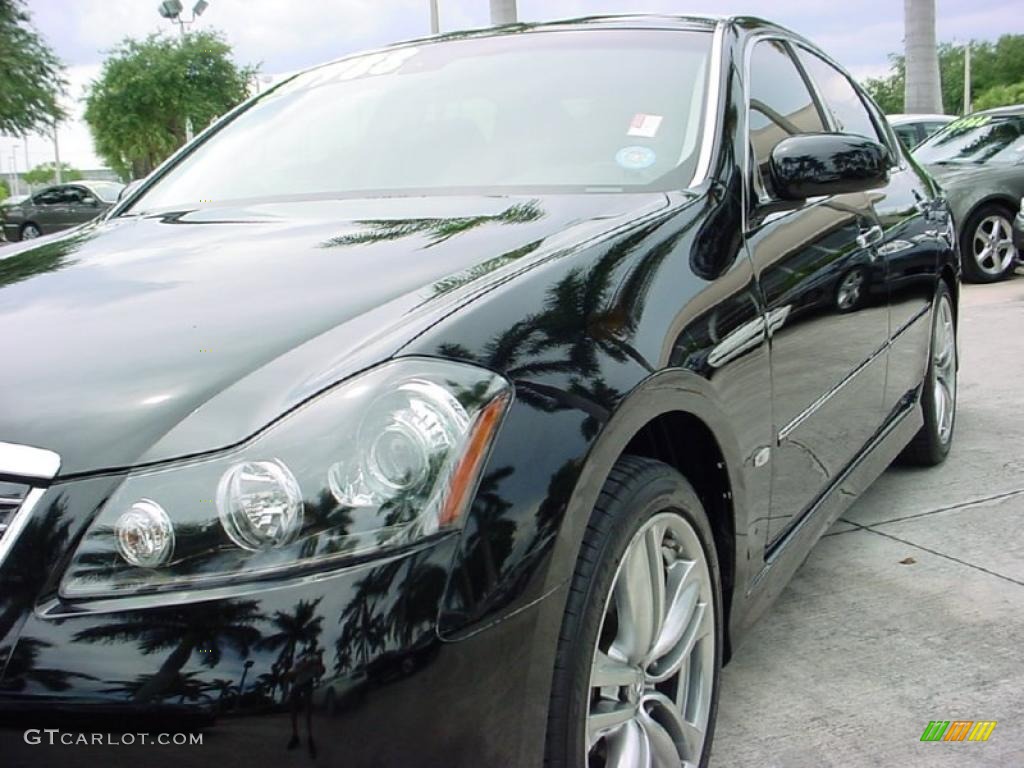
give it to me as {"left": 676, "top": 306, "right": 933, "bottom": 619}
{"left": 85, "top": 181, "right": 125, "bottom": 203}
{"left": 915, "top": 113, "right": 1024, "bottom": 165}
{"left": 129, "top": 29, "right": 712, "bottom": 212}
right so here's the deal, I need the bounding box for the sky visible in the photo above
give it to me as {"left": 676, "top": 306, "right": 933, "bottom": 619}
{"left": 3, "top": 0, "right": 1023, "bottom": 176}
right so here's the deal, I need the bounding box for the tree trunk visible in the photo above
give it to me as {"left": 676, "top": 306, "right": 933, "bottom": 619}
{"left": 904, "top": 0, "right": 944, "bottom": 113}
{"left": 133, "top": 640, "right": 194, "bottom": 703}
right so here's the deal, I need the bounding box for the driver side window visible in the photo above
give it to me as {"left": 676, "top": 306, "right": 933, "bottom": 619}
{"left": 748, "top": 40, "right": 826, "bottom": 199}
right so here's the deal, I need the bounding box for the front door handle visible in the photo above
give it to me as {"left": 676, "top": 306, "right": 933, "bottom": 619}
{"left": 856, "top": 225, "right": 884, "bottom": 249}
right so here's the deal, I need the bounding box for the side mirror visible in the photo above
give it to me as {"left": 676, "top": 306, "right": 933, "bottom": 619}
{"left": 118, "top": 179, "right": 144, "bottom": 202}
{"left": 770, "top": 133, "right": 890, "bottom": 200}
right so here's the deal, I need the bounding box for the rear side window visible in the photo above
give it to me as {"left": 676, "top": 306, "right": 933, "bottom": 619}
{"left": 796, "top": 49, "right": 881, "bottom": 142}
{"left": 748, "top": 40, "right": 826, "bottom": 194}
{"left": 33, "top": 189, "right": 61, "bottom": 205}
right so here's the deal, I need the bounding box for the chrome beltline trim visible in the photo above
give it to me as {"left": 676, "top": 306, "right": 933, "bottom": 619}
{"left": 0, "top": 441, "right": 61, "bottom": 480}
{"left": 689, "top": 22, "right": 725, "bottom": 188}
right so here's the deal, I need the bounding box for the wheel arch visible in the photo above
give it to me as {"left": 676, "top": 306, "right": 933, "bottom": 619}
{"left": 545, "top": 368, "right": 746, "bottom": 662}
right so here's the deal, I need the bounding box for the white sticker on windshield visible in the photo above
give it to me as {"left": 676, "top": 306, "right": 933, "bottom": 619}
{"left": 628, "top": 113, "right": 663, "bottom": 138}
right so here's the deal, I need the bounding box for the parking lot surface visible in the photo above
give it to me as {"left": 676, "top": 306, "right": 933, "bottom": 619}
{"left": 713, "top": 275, "right": 1024, "bottom": 766}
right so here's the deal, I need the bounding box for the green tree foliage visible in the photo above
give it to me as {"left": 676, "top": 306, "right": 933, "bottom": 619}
{"left": 974, "top": 82, "right": 1024, "bottom": 111}
{"left": 0, "top": 179, "right": 9, "bottom": 201}
{"left": 23, "top": 161, "right": 82, "bottom": 186}
{"left": 0, "top": 0, "right": 66, "bottom": 136}
{"left": 84, "top": 31, "right": 256, "bottom": 179}
{"left": 863, "top": 34, "right": 1024, "bottom": 115}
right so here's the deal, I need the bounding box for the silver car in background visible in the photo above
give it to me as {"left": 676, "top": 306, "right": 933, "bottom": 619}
{"left": 915, "top": 105, "right": 1024, "bottom": 282}
{"left": 0, "top": 180, "right": 124, "bottom": 242}
{"left": 888, "top": 113, "right": 955, "bottom": 148}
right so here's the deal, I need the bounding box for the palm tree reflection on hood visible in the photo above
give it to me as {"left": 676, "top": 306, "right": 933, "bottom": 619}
{"left": 318, "top": 200, "right": 544, "bottom": 250}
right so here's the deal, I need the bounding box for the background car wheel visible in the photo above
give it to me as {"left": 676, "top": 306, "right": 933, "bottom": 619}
{"left": 546, "top": 456, "right": 722, "bottom": 768}
{"left": 960, "top": 203, "right": 1017, "bottom": 283}
{"left": 19, "top": 222, "right": 42, "bottom": 241}
{"left": 835, "top": 266, "right": 868, "bottom": 312}
{"left": 899, "top": 282, "right": 957, "bottom": 466}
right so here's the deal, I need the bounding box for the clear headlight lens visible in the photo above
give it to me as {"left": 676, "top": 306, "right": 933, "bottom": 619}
{"left": 61, "top": 358, "right": 511, "bottom": 599}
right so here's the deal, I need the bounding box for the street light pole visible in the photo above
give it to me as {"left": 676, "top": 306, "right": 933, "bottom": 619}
{"left": 963, "top": 41, "right": 972, "bottom": 115}
{"left": 53, "top": 126, "right": 62, "bottom": 184}
{"left": 158, "top": 1, "right": 210, "bottom": 143}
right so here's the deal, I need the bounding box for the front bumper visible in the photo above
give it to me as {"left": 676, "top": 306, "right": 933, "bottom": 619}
{"left": 0, "top": 479, "right": 561, "bottom": 767}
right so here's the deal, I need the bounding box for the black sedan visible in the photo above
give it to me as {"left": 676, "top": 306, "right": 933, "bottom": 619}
{"left": 0, "top": 15, "right": 958, "bottom": 768}
{"left": 0, "top": 180, "right": 123, "bottom": 242}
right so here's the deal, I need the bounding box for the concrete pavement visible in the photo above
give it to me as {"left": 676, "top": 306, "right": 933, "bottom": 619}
{"left": 712, "top": 274, "right": 1024, "bottom": 766}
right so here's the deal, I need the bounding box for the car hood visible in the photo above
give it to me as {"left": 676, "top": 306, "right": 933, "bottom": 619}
{"left": 922, "top": 161, "right": 1024, "bottom": 188}
{"left": 0, "top": 193, "right": 672, "bottom": 476}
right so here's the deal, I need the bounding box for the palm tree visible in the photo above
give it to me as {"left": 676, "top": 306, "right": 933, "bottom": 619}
{"left": 258, "top": 598, "right": 324, "bottom": 701}
{"left": 72, "top": 599, "right": 263, "bottom": 703}
{"left": 904, "top": 0, "right": 943, "bottom": 113}
{"left": 0, "top": 637, "right": 94, "bottom": 692}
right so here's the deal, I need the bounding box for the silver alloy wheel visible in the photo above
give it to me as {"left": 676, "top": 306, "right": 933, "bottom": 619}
{"left": 972, "top": 214, "right": 1016, "bottom": 277}
{"left": 21, "top": 223, "right": 41, "bottom": 240}
{"left": 836, "top": 269, "right": 865, "bottom": 310}
{"left": 587, "top": 512, "right": 715, "bottom": 768}
{"left": 932, "top": 295, "right": 957, "bottom": 444}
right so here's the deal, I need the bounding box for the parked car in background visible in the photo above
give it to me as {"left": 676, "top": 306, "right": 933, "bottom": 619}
{"left": 914, "top": 105, "right": 1024, "bottom": 282}
{"left": 1014, "top": 196, "right": 1024, "bottom": 254}
{"left": 0, "top": 180, "right": 124, "bottom": 241}
{"left": 0, "top": 15, "right": 959, "bottom": 768}
{"left": 887, "top": 113, "right": 955, "bottom": 149}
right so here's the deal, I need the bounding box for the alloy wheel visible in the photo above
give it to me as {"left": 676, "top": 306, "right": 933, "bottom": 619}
{"left": 21, "top": 224, "right": 41, "bottom": 240}
{"left": 836, "top": 269, "right": 865, "bottom": 311}
{"left": 932, "top": 295, "right": 957, "bottom": 444}
{"left": 971, "top": 215, "right": 1016, "bottom": 277}
{"left": 586, "top": 512, "right": 715, "bottom": 768}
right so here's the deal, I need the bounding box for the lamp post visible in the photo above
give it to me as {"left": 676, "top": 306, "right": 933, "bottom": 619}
{"left": 157, "top": 0, "right": 210, "bottom": 142}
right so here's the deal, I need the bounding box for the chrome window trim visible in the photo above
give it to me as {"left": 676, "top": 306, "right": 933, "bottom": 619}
{"left": 0, "top": 441, "right": 61, "bottom": 480}
{"left": 0, "top": 487, "right": 46, "bottom": 567}
{"left": 689, "top": 22, "right": 726, "bottom": 188}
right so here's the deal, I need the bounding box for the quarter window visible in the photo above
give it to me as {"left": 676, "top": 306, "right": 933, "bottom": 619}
{"left": 796, "top": 49, "right": 881, "bottom": 141}
{"left": 748, "top": 41, "right": 826, "bottom": 194}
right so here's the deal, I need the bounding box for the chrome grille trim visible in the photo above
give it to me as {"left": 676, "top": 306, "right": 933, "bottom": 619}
{"left": 0, "top": 487, "right": 47, "bottom": 566}
{"left": 0, "top": 442, "right": 61, "bottom": 481}
{"left": 0, "top": 442, "right": 61, "bottom": 568}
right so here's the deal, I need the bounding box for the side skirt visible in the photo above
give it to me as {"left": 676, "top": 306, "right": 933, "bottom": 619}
{"left": 727, "top": 393, "right": 923, "bottom": 648}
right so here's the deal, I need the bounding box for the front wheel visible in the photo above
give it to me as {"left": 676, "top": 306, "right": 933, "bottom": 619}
{"left": 546, "top": 456, "right": 722, "bottom": 768}
{"left": 900, "top": 282, "right": 957, "bottom": 466}
{"left": 961, "top": 204, "right": 1017, "bottom": 283}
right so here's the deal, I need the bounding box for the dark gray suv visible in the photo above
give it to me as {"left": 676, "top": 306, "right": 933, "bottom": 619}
{"left": 0, "top": 181, "right": 124, "bottom": 241}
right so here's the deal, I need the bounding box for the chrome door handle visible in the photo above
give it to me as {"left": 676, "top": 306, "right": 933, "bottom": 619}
{"left": 856, "top": 225, "right": 883, "bottom": 249}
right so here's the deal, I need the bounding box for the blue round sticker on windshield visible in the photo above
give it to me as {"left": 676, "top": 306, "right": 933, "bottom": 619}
{"left": 616, "top": 145, "right": 656, "bottom": 170}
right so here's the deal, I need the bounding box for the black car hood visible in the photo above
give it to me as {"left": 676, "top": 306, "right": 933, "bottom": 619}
{"left": 0, "top": 193, "right": 671, "bottom": 476}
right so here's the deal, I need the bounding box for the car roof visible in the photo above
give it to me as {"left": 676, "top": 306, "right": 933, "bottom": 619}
{"left": 974, "top": 104, "right": 1024, "bottom": 117}
{"left": 887, "top": 114, "right": 954, "bottom": 124}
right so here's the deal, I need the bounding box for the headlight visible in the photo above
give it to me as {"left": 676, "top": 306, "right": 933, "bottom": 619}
{"left": 61, "top": 358, "right": 511, "bottom": 599}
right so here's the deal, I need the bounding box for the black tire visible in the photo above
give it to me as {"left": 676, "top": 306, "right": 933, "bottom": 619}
{"left": 900, "top": 282, "right": 957, "bottom": 466}
{"left": 545, "top": 455, "right": 723, "bottom": 768}
{"left": 960, "top": 203, "right": 1017, "bottom": 283}
{"left": 19, "top": 222, "right": 42, "bottom": 241}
